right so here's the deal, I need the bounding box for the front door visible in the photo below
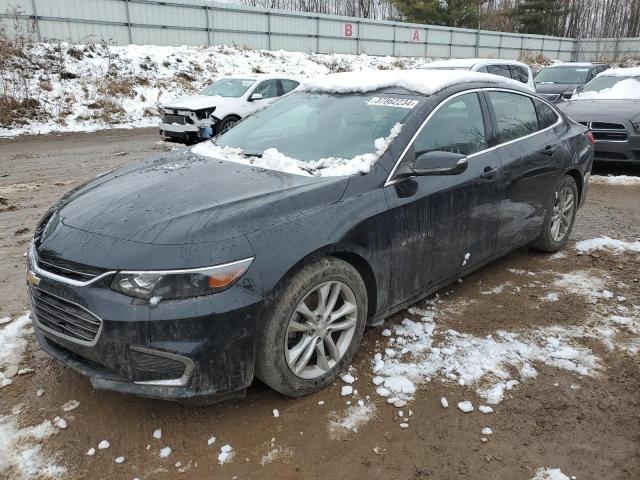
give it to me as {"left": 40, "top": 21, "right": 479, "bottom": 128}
{"left": 384, "top": 91, "right": 501, "bottom": 305}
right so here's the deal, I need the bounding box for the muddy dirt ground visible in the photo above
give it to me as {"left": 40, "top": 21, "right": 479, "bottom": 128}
{"left": 1, "top": 129, "right": 639, "bottom": 480}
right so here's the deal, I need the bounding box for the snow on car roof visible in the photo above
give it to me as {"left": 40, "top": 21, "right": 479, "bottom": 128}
{"left": 546, "top": 62, "right": 599, "bottom": 68}
{"left": 597, "top": 66, "right": 640, "bottom": 78}
{"left": 220, "top": 73, "right": 296, "bottom": 80}
{"left": 300, "top": 69, "right": 520, "bottom": 96}
{"left": 424, "top": 58, "right": 529, "bottom": 69}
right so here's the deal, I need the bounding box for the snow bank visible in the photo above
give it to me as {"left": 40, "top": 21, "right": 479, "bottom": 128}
{"left": 574, "top": 78, "right": 640, "bottom": 99}
{"left": 590, "top": 175, "right": 640, "bottom": 186}
{"left": 0, "top": 42, "right": 433, "bottom": 138}
{"left": 191, "top": 123, "right": 402, "bottom": 177}
{"left": 301, "top": 69, "right": 518, "bottom": 96}
{"left": 0, "top": 416, "right": 65, "bottom": 479}
{"left": 574, "top": 236, "right": 640, "bottom": 254}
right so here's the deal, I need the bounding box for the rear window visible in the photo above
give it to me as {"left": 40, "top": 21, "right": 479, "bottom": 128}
{"left": 509, "top": 65, "right": 529, "bottom": 83}
{"left": 487, "top": 92, "right": 538, "bottom": 143}
{"left": 487, "top": 64, "right": 512, "bottom": 79}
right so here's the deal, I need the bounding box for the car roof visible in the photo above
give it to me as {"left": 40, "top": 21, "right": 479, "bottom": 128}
{"left": 424, "top": 58, "right": 530, "bottom": 69}
{"left": 544, "top": 62, "right": 606, "bottom": 68}
{"left": 219, "top": 73, "right": 297, "bottom": 81}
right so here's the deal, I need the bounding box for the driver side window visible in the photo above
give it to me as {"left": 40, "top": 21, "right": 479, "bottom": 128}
{"left": 413, "top": 92, "right": 487, "bottom": 157}
{"left": 252, "top": 80, "right": 279, "bottom": 99}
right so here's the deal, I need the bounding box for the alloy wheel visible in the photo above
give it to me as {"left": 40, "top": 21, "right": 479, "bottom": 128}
{"left": 550, "top": 185, "right": 575, "bottom": 242}
{"left": 285, "top": 281, "right": 358, "bottom": 379}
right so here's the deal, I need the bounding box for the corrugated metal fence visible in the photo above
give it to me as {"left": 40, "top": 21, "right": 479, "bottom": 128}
{"left": 1, "top": 0, "right": 639, "bottom": 61}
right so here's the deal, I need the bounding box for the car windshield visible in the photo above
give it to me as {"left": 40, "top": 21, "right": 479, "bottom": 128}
{"left": 200, "top": 78, "right": 255, "bottom": 97}
{"left": 213, "top": 92, "right": 417, "bottom": 161}
{"left": 581, "top": 76, "right": 635, "bottom": 93}
{"left": 534, "top": 67, "right": 590, "bottom": 84}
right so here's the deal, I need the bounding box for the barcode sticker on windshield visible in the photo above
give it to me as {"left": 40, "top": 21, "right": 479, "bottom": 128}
{"left": 367, "top": 97, "right": 419, "bottom": 109}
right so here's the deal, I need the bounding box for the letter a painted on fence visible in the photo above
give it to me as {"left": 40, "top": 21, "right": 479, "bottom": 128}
{"left": 344, "top": 23, "right": 353, "bottom": 37}
{"left": 411, "top": 29, "right": 420, "bottom": 42}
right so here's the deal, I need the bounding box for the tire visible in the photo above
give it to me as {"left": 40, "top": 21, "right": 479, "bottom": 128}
{"left": 256, "top": 257, "right": 368, "bottom": 397}
{"left": 530, "top": 175, "right": 579, "bottom": 252}
{"left": 217, "top": 115, "right": 240, "bottom": 134}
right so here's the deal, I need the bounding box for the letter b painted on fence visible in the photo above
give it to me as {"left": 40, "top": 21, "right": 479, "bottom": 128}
{"left": 344, "top": 23, "right": 353, "bottom": 37}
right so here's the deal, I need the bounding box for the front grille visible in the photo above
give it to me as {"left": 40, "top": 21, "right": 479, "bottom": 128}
{"left": 592, "top": 131, "right": 628, "bottom": 142}
{"left": 591, "top": 122, "right": 625, "bottom": 130}
{"left": 30, "top": 287, "right": 101, "bottom": 343}
{"left": 35, "top": 251, "right": 105, "bottom": 282}
{"left": 162, "top": 114, "right": 189, "bottom": 125}
{"left": 594, "top": 151, "right": 628, "bottom": 160}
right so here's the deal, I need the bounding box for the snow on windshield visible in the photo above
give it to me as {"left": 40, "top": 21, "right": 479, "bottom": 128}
{"left": 574, "top": 77, "right": 640, "bottom": 100}
{"left": 597, "top": 66, "right": 640, "bottom": 77}
{"left": 300, "top": 69, "right": 518, "bottom": 95}
{"left": 191, "top": 123, "right": 403, "bottom": 177}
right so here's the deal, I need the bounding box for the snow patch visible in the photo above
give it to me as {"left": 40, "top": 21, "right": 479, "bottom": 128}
{"left": 217, "top": 445, "right": 234, "bottom": 465}
{"left": 328, "top": 402, "right": 377, "bottom": 438}
{"left": 590, "top": 175, "right": 640, "bottom": 186}
{"left": 530, "top": 467, "right": 571, "bottom": 480}
{"left": 574, "top": 236, "right": 640, "bottom": 254}
{"left": 457, "top": 401, "right": 474, "bottom": 413}
{"left": 0, "top": 313, "right": 33, "bottom": 384}
{"left": 0, "top": 416, "right": 65, "bottom": 479}
{"left": 574, "top": 77, "right": 640, "bottom": 99}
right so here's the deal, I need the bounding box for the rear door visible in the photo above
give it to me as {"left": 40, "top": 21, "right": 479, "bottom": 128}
{"left": 484, "top": 91, "right": 564, "bottom": 251}
{"left": 384, "top": 91, "right": 501, "bottom": 303}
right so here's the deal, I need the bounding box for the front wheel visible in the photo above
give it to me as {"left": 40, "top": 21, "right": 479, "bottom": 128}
{"left": 256, "top": 257, "right": 368, "bottom": 397}
{"left": 530, "top": 175, "right": 578, "bottom": 252}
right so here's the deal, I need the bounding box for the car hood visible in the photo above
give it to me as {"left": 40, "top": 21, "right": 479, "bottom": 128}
{"left": 558, "top": 99, "right": 640, "bottom": 121}
{"left": 162, "top": 95, "right": 239, "bottom": 111}
{"left": 535, "top": 83, "right": 581, "bottom": 95}
{"left": 56, "top": 152, "right": 349, "bottom": 245}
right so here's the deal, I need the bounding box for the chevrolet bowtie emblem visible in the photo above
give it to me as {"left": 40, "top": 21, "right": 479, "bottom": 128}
{"left": 26, "top": 270, "right": 41, "bottom": 286}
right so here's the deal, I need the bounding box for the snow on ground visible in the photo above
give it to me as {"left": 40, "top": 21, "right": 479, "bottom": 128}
{"left": 217, "top": 445, "right": 234, "bottom": 465}
{"left": 0, "top": 313, "right": 33, "bottom": 386}
{"left": 371, "top": 265, "right": 639, "bottom": 406}
{"left": 530, "top": 467, "right": 571, "bottom": 480}
{"left": 574, "top": 236, "right": 640, "bottom": 253}
{"left": 0, "top": 42, "right": 432, "bottom": 138}
{"left": 191, "top": 122, "right": 402, "bottom": 177}
{"left": 590, "top": 175, "right": 640, "bottom": 186}
{"left": 328, "top": 402, "right": 377, "bottom": 438}
{"left": 259, "top": 439, "right": 293, "bottom": 466}
{"left": 0, "top": 416, "right": 65, "bottom": 479}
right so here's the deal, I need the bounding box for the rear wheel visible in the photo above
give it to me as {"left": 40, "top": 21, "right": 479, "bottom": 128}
{"left": 256, "top": 258, "right": 367, "bottom": 397}
{"left": 530, "top": 175, "right": 578, "bottom": 252}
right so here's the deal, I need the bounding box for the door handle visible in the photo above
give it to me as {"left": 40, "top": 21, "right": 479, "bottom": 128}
{"left": 480, "top": 166, "right": 497, "bottom": 180}
{"left": 541, "top": 145, "right": 558, "bottom": 156}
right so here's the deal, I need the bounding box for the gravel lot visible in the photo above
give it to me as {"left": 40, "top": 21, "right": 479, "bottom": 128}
{"left": 1, "top": 129, "right": 639, "bottom": 480}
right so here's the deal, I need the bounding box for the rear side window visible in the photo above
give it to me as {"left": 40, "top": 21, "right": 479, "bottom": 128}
{"left": 487, "top": 64, "right": 512, "bottom": 79}
{"left": 487, "top": 92, "right": 539, "bottom": 143}
{"left": 414, "top": 92, "right": 487, "bottom": 156}
{"left": 533, "top": 99, "right": 559, "bottom": 130}
{"left": 476, "top": 66, "right": 489, "bottom": 73}
{"left": 509, "top": 65, "right": 529, "bottom": 83}
{"left": 280, "top": 79, "right": 299, "bottom": 94}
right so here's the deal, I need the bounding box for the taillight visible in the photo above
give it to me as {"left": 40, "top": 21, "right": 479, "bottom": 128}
{"left": 586, "top": 131, "right": 595, "bottom": 146}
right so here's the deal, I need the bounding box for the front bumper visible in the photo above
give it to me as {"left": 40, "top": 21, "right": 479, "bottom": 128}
{"left": 27, "top": 253, "right": 266, "bottom": 401}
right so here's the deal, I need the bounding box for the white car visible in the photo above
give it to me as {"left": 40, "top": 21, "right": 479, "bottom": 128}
{"left": 159, "top": 74, "right": 300, "bottom": 143}
{"left": 422, "top": 58, "right": 535, "bottom": 91}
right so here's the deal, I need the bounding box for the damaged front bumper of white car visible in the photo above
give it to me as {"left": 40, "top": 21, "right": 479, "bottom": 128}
{"left": 159, "top": 108, "right": 216, "bottom": 142}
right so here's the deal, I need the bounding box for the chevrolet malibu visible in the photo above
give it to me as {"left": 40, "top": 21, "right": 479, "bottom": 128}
{"left": 27, "top": 71, "right": 594, "bottom": 402}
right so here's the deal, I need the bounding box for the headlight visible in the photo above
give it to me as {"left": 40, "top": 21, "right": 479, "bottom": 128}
{"left": 110, "top": 258, "right": 254, "bottom": 301}
{"left": 633, "top": 122, "right": 640, "bottom": 133}
{"left": 177, "top": 110, "right": 192, "bottom": 116}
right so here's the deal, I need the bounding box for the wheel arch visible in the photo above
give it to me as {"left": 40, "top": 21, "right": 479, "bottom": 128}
{"left": 565, "top": 168, "right": 583, "bottom": 203}
{"left": 270, "top": 245, "right": 378, "bottom": 324}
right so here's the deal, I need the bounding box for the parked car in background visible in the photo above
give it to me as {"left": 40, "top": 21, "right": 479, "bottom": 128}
{"left": 534, "top": 62, "right": 609, "bottom": 103}
{"left": 28, "top": 71, "right": 593, "bottom": 402}
{"left": 159, "top": 74, "right": 300, "bottom": 143}
{"left": 557, "top": 67, "right": 640, "bottom": 165}
{"left": 422, "top": 58, "right": 535, "bottom": 90}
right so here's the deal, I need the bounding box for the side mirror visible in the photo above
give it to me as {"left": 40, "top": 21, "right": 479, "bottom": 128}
{"left": 411, "top": 151, "right": 468, "bottom": 176}
{"left": 248, "top": 93, "right": 263, "bottom": 102}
